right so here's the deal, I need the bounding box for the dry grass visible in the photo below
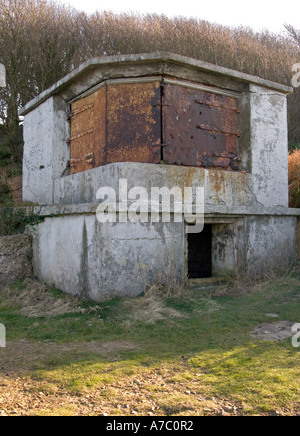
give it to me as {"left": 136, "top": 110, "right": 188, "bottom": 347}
{"left": 0, "top": 278, "right": 92, "bottom": 318}
{"left": 0, "top": 270, "right": 299, "bottom": 416}
{"left": 289, "top": 149, "right": 300, "bottom": 207}
{"left": 119, "top": 283, "right": 188, "bottom": 327}
{"left": 212, "top": 264, "right": 300, "bottom": 297}
{"left": 145, "top": 281, "right": 188, "bottom": 299}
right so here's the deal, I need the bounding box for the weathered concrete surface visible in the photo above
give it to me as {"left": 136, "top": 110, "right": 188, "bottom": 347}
{"left": 31, "top": 202, "right": 300, "bottom": 219}
{"left": 53, "top": 162, "right": 257, "bottom": 209}
{"left": 245, "top": 216, "right": 297, "bottom": 277}
{"left": 31, "top": 215, "right": 185, "bottom": 302}
{"left": 29, "top": 209, "right": 298, "bottom": 302}
{"left": 0, "top": 234, "right": 32, "bottom": 287}
{"left": 249, "top": 85, "right": 289, "bottom": 208}
{"left": 22, "top": 95, "right": 69, "bottom": 205}
{"left": 211, "top": 222, "right": 236, "bottom": 277}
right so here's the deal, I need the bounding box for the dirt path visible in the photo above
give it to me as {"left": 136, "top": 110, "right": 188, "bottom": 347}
{"left": 0, "top": 339, "right": 244, "bottom": 416}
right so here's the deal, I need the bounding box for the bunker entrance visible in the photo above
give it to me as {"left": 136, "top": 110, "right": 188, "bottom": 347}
{"left": 187, "top": 221, "right": 237, "bottom": 280}
{"left": 187, "top": 224, "right": 213, "bottom": 279}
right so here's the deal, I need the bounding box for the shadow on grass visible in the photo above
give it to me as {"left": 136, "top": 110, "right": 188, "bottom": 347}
{"left": 0, "top": 271, "right": 299, "bottom": 415}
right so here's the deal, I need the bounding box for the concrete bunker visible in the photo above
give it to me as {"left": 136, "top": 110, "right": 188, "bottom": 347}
{"left": 20, "top": 53, "right": 300, "bottom": 302}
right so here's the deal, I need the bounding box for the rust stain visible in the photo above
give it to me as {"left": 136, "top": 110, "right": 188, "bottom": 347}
{"left": 210, "top": 170, "right": 226, "bottom": 195}
{"left": 183, "top": 166, "right": 195, "bottom": 188}
{"left": 69, "top": 102, "right": 94, "bottom": 119}
{"left": 69, "top": 79, "right": 240, "bottom": 174}
{"left": 105, "top": 81, "right": 161, "bottom": 165}
{"left": 69, "top": 87, "right": 106, "bottom": 174}
{"left": 162, "top": 83, "right": 239, "bottom": 170}
{"left": 69, "top": 128, "right": 94, "bottom": 142}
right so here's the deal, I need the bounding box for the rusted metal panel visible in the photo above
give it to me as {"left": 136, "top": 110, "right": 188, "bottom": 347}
{"left": 69, "top": 81, "right": 161, "bottom": 173}
{"left": 69, "top": 78, "right": 240, "bottom": 173}
{"left": 69, "top": 87, "right": 106, "bottom": 174}
{"left": 105, "top": 82, "right": 161, "bottom": 165}
{"left": 162, "top": 83, "right": 239, "bottom": 169}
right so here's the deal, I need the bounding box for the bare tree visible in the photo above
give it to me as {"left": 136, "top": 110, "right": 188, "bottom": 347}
{"left": 0, "top": 0, "right": 82, "bottom": 160}
{"left": 0, "top": 1, "right": 299, "bottom": 163}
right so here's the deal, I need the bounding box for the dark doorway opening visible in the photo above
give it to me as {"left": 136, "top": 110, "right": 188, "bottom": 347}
{"left": 188, "top": 224, "right": 212, "bottom": 278}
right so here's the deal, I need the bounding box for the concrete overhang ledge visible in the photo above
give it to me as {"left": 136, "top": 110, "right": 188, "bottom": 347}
{"left": 28, "top": 203, "right": 300, "bottom": 218}
{"left": 19, "top": 52, "right": 293, "bottom": 116}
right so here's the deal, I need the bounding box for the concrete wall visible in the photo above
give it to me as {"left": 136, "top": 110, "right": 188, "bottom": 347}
{"left": 245, "top": 216, "right": 297, "bottom": 276}
{"left": 29, "top": 208, "right": 298, "bottom": 302}
{"left": 53, "top": 162, "right": 256, "bottom": 208}
{"left": 249, "top": 85, "right": 289, "bottom": 208}
{"left": 211, "top": 222, "right": 237, "bottom": 277}
{"left": 31, "top": 213, "right": 185, "bottom": 302}
{"left": 22, "top": 96, "right": 69, "bottom": 205}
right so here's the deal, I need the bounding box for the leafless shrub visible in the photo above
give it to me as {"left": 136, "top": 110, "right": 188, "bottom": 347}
{"left": 144, "top": 280, "right": 188, "bottom": 300}
{"left": 0, "top": 1, "right": 299, "bottom": 162}
{"left": 288, "top": 149, "right": 300, "bottom": 207}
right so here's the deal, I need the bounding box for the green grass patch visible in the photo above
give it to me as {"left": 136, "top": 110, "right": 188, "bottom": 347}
{"left": 0, "top": 271, "right": 299, "bottom": 415}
